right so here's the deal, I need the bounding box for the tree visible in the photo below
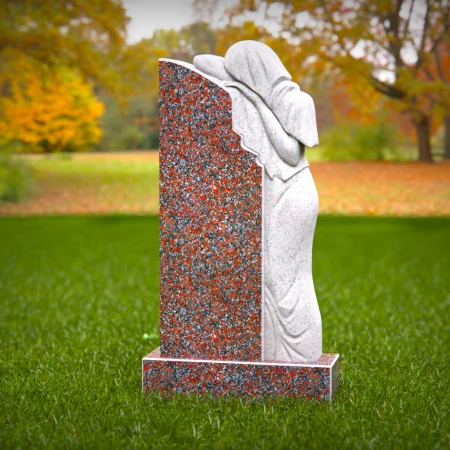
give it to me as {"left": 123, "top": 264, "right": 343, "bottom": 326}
{"left": 421, "top": 39, "right": 450, "bottom": 158}
{"left": 149, "top": 21, "right": 217, "bottom": 62}
{"left": 0, "top": 60, "right": 104, "bottom": 153}
{"left": 0, "top": 0, "right": 129, "bottom": 96}
{"left": 98, "top": 22, "right": 219, "bottom": 151}
{"left": 0, "top": 1, "right": 132, "bottom": 153}
{"left": 196, "top": 0, "right": 450, "bottom": 161}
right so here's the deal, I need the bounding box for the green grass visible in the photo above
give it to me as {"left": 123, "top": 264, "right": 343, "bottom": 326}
{"left": 1, "top": 215, "right": 449, "bottom": 449}
{"left": 27, "top": 154, "right": 160, "bottom": 212}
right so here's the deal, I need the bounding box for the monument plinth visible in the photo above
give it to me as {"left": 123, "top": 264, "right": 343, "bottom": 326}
{"left": 143, "top": 348, "right": 339, "bottom": 400}
{"left": 143, "top": 44, "right": 339, "bottom": 401}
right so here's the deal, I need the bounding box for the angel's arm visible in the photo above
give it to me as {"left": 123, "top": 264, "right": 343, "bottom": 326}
{"left": 225, "top": 82, "right": 301, "bottom": 167}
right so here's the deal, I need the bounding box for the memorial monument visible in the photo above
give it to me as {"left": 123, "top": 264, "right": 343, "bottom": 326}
{"left": 142, "top": 41, "right": 339, "bottom": 400}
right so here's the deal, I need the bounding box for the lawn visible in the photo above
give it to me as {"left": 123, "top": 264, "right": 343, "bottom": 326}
{"left": 0, "top": 153, "right": 160, "bottom": 215}
{"left": 1, "top": 152, "right": 449, "bottom": 216}
{"left": 1, "top": 215, "right": 449, "bottom": 449}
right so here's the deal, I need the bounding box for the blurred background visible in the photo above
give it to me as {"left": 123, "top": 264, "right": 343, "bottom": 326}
{"left": 0, "top": 0, "right": 449, "bottom": 215}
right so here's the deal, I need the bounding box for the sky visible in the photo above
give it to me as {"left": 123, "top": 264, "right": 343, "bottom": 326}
{"left": 123, "top": 0, "right": 196, "bottom": 44}
{"left": 121, "top": 0, "right": 425, "bottom": 83}
{"left": 122, "top": 0, "right": 279, "bottom": 43}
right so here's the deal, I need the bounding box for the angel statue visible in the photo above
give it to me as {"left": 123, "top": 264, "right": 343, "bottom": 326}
{"left": 194, "top": 41, "right": 322, "bottom": 363}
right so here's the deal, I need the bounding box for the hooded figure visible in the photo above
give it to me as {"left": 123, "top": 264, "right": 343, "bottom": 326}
{"left": 194, "top": 41, "right": 322, "bottom": 363}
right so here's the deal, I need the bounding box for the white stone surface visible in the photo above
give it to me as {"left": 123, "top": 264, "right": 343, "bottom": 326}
{"left": 262, "top": 167, "right": 322, "bottom": 362}
{"left": 193, "top": 41, "right": 322, "bottom": 363}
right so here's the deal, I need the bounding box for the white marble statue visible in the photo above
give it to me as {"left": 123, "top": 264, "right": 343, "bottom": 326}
{"left": 194, "top": 41, "right": 322, "bottom": 363}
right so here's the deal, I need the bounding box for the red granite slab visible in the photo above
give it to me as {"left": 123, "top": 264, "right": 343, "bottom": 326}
{"left": 143, "top": 348, "right": 340, "bottom": 401}
{"left": 159, "top": 60, "right": 263, "bottom": 361}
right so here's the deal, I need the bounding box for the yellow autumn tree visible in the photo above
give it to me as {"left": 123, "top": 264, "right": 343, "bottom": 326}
{"left": 0, "top": 59, "right": 104, "bottom": 153}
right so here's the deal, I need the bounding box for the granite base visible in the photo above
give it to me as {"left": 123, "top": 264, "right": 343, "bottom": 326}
{"left": 143, "top": 348, "right": 339, "bottom": 401}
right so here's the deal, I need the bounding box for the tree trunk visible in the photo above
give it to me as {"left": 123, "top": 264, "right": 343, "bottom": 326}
{"left": 413, "top": 116, "right": 433, "bottom": 162}
{"left": 444, "top": 115, "right": 450, "bottom": 160}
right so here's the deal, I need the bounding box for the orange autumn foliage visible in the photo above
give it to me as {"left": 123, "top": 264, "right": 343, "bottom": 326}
{"left": 330, "top": 76, "right": 383, "bottom": 125}
{"left": 329, "top": 75, "right": 441, "bottom": 142}
{"left": 0, "top": 64, "right": 104, "bottom": 153}
{"left": 0, "top": 0, "right": 128, "bottom": 99}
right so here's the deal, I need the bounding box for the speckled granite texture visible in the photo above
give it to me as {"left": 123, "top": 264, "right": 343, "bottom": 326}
{"left": 159, "top": 60, "right": 262, "bottom": 362}
{"left": 143, "top": 348, "right": 339, "bottom": 400}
